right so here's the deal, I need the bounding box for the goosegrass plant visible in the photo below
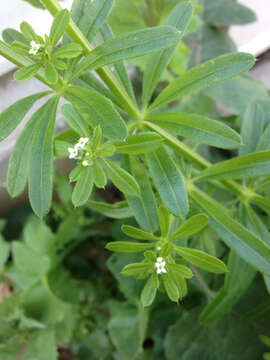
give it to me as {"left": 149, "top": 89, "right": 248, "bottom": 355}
{"left": 0, "top": 0, "right": 270, "bottom": 358}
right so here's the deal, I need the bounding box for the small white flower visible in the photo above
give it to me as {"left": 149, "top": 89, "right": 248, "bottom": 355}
{"left": 29, "top": 40, "right": 41, "bottom": 55}
{"left": 155, "top": 257, "right": 167, "bottom": 275}
{"left": 82, "top": 160, "right": 90, "bottom": 167}
{"left": 68, "top": 147, "right": 78, "bottom": 159}
{"left": 75, "top": 137, "right": 89, "bottom": 150}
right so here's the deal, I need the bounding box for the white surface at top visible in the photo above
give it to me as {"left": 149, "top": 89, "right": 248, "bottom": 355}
{"left": 229, "top": 0, "right": 270, "bottom": 55}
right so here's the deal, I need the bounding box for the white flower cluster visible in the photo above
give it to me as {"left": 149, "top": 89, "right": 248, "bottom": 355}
{"left": 68, "top": 137, "right": 90, "bottom": 166}
{"left": 29, "top": 40, "right": 41, "bottom": 55}
{"left": 155, "top": 257, "right": 167, "bottom": 275}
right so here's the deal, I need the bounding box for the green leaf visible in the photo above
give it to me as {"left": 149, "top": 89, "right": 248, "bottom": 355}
{"left": 200, "top": 24, "right": 236, "bottom": 63}
{"left": 200, "top": 251, "right": 256, "bottom": 323}
{"left": 49, "top": 9, "right": 70, "bottom": 47}
{"left": 61, "top": 103, "right": 89, "bottom": 136}
{"left": 21, "top": 281, "right": 70, "bottom": 325}
{"left": 240, "top": 102, "right": 264, "bottom": 156}
{"left": 93, "top": 160, "right": 107, "bottom": 188}
{"left": 204, "top": 0, "right": 256, "bottom": 26}
{"left": 53, "top": 59, "right": 67, "bottom": 70}
{"left": 166, "top": 263, "right": 193, "bottom": 279}
{"left": 122, "top": 155, "right": 159, "bottom": 233}
{"left": 106, "top": 241, "right": 154, "bottom": 253}
{"left": 122, "top": 225, "right": 159, "bottom": 241}
{"left": 145, "top": 146, "right": 189, "bottom": 218}
{"left": 149, "top": 52, "right": 255, "bottom": 111}
{"left": 88, "top": 200, "right": 133, "bottom": 219}
{"left": 162, "top": 273, "right": 180, "bottom": 302}
{"left": 175, "top": 246, "right": 227, "bottom": 274}
{"left": 0, "top": 235, "right": 10, "bottom": 272}
{"left": 108, "top": 303, "right": 148, "bottom": 359}
{"left": 164, "top": 309, "right": 267, "bottom": 360}
{"left": 73, "top": 26, "right": 181, "bottom": 78}
{"left": 141, "top": 274, "right": 158, "bottom": 307}
{"left": 160, "top": 242, "right": 174, "bottom": 258}
{"left": 24, "top": 216, "right": 56, "bottom": 260}
{"left": 102, "top": 159, "right": 140, "bottom": 196}
{"left": 189, "top": 184, "right": 270, "bottom": 275}
{"left": 2, "top": 28, "right": 27, "bottom": 45}
{"left": 22, "top": 329, "right": 57, "bottom": 360}
{"left": 195, "top": 151, "right": 270, "bottom": 181}
{"left": 20, "top": 21, "right": 37, "bottom": 41}
{"left": 14, "top": 64, "right": 41, "bottom": 81}
{"left": 121, "top": 262, "right": 154, "bottom": 277}
{"left": 169, "top": 214, "right": 208, "bottom": 240}
{"left": 0, "top": 91, "right": 49, "bottom": 141}
{"left": 72, "top": 166, "right": 94, "bottom": 207}
{"left": 147, "top": 112, "right": 242, "bottom": 149}
{"left": 53, "top": 43, "right": 82, "bottom": 58}
{"left": 7, "top": 97, "right": 55, "bottom": 198}
{"left": 12, "top": 242, "right": 50, "bottom": 278}
{"left": 44, "top": 63, "right": 58, "bottom": 84}
{"left": 78, "top": 0, "right": 114, "bottom": 42}
{"left": 142, "top": 1, "right": 193, "bottom": 107}
{"left": 65, "top": 86, "right": 128, "bottom": 141}
{"left": 158, "top": 205, "right": 172, "bottom": 238}
{"left": 28, "top": 97, "right": 59, "bottom": 217}
{"left": 116, "top": 132, "right": 163, "bottom": 154}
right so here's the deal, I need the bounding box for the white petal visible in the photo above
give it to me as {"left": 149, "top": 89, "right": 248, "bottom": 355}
{"left": 156, "top": 257, "right": 163, "bottom": 263}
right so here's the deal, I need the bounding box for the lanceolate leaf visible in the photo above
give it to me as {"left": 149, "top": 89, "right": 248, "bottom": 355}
{"left": 122, "top": 225, "right": 159, "bottom": 241}
{"left": 122, "top": 155, "right": 159, "bottom": 233}
{"left": 65, "top": 86, "right": 128, "bottom": 141}
{"left": 106, "top": 241, "right": 154, "bottom": 253}
{"left": 148, "top": 52, "right": 255, "bottom": 111}
{"left": 53, "top": 43, "right": 82, "bottom": 58}
{"left": 102, "top": 159, "right": 140, "bottom": 196}
{"left": 73, "top": 26, "right": 181, "bottom": 78}
{"left": 195, "top": 151, "right": 270, "bottom": 181}
{"left": 14, "top": 64, "right": 41, "bottom": 81}
{"left": 175, "top": 246, "right": 227, "bottom": 274}
{"left": 29, "top": 96, "right": 59, "bottom": 217}
{"left": 141, "top": 274, "right": 158, "bottom": 307}
{"left": 88, "top": 200, "right": 133, "bottom": 219}
{"left": 49, "top": 9, "right": 70, "bottom": 47}
{"left": 189, "top": 184, "right": 270, "bottom": 275}
{"left": 147, "top": 112, "right": 242, "bottom": 149}
{"left": 169, "top": 214, "right": 209, "bottom": 240}
{"left": 116, "top": 132, "right": 163, "bottom": 154}
{"left": 142, "top": 1, "right": 193, "bottom": 107}
{"left": 0, "top": 91, "right": 50, "bottom": 141}
{"left": 78, "top": 0, "right": 114, "bottom": 42}
{"left": 240, "top": 102, "right": 264, "bottom": 156}
{"left": 61, "top": 103, "right": 89, "bottom": 136}
{"left": 7, "top": 97, "right": 54, "bottom": 197}
{"left": 72, "top": 166, "right": 94, "bottom": 207}
{"left": 145, "top": 146, "right": 189, "bottom": 218}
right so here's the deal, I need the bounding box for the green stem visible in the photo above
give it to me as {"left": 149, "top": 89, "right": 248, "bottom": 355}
{"left": 41, "top": 0, "right": 141, "bottom": 120}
